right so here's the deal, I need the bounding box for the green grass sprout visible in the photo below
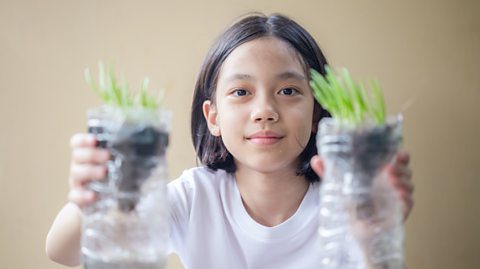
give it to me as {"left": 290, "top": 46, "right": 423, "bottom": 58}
{"left": 310, "top": 66, "right": 387, "bottom": 126}
{"left": 84, "top": 61, "right": 163, "bottom": 113}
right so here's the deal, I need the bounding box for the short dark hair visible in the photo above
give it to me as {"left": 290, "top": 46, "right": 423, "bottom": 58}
{"left": 190, "top": 13, "right": 330, "bottom": 182}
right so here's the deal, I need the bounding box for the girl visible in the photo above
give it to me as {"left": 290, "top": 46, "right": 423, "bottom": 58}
{"left": 46, "top": 13, "right": 414, "bottom": 269}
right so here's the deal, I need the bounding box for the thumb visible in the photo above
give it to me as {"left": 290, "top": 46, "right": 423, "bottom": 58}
{"left": 310, "top": 155, "right": 324, "bottom": 178}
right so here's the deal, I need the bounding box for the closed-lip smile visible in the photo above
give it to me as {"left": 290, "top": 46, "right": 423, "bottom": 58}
{"left": 246, "top": 130, "right": 284, "bottom": 145}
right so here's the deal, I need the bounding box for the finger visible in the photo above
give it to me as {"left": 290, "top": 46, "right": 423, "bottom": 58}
{"left": 394, "top": 150, "right": 410, "bottom": 166}
{"left": 72, "top": 148, "right": 110, "bottom": 164}
{"left": 69, "top": 164, "right": 107, "bottom": 188}
{"left": 310, "top": 155, "right": 324, "bottom": 178}
{"left": 389, "top": 175, "right": 415, "bottom": 198}
{"left": 388, "top": 167, "right": 414, "bottom": 194}
{"left": 390, "top": 163, "right": 412, "bottom": 178}
{"left": 389, "top": 172, "right": 415, "bottom": 221}
{"left": 400, "top": 191, "right": 414, "bottom": 221}
{"left": 68, "top": 189, "right": 97, "bottom": 208}
{"left": 395, "top": 178, "right": 414, "bottom": 195}
{"left": 70, "top": 133, "right": 97, "bottom": 149}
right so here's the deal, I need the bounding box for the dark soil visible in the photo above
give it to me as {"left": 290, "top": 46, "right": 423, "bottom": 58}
{"left": 88, "top": 120, "right": 168, "bottom": 212}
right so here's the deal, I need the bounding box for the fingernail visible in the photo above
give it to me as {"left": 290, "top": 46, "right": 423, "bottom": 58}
{"left": 97, "top": 166, "right": 107, "bottom": 178}
{"left": 86, "top": 191, "right": 96, "bottom": 201}
{"left": 86, "top": 191, "right": 94, "bottom": 198}
{"left": 100, "top": 150, "right": 110, "bottom": 161}
{"left": 87, "top": 134, "right": 96, "bottom": 143}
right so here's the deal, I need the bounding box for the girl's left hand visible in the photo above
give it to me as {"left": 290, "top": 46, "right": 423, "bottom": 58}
{"left": 310, "top": 151, "right": 414, "bottom": 220}
{"left": 384, "top": 151, "right": 414, "bottom": 220}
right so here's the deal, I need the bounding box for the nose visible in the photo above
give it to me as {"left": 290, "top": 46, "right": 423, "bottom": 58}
{"left": 250, "top": 97, "right": 279, "bottom": 123}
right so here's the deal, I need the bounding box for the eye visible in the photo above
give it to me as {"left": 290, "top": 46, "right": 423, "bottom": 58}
{"left": 231, "top": 89, "right": 249, "bottom": 97}
{"left": 279, "top": 87, "right": 299, "bottom": 96}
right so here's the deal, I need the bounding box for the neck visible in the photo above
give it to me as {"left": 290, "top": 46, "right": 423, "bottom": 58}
{"left": 235, "top": 165, "right": 309, "bottom": 227}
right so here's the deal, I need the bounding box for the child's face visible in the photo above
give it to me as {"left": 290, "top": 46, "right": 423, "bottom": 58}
{"left": 203, "top": 37, "right": 315, "bottom": 175}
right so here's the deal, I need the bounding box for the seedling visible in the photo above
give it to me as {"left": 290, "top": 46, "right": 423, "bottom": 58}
{"left": 84, "top": 62, "right": 163, "bottom": 114}
{"left": 84, "top": 62, "right": 169, "bottom": 212}
{"left": 313, "top": 67, "right": 405, "bottom": 268}
{"left": 310, "top": 66, "right": 386, "bottom": 126}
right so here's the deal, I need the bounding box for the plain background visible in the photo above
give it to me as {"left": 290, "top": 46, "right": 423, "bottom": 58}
{"left": 1, "top": 0, "right": 479, "bottom": 268}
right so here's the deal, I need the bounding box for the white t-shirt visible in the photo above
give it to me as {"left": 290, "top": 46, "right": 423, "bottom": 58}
{"left": 167, "top": 167, "right": 321, "bottom": 269}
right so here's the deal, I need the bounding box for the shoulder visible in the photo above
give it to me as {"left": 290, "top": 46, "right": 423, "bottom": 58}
{"left": 168, "top": 167, "right": 230, "bottom": 196}
{"left": 166, "top": 167, "right": 232, "bottom": 224}
{"left": 169, "top": 166, "right": 227, "bottom": 185}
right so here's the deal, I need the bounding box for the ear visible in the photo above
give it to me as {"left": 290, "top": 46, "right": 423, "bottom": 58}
{"left": 203, "top": 100, "right": 221, "bottom": 136}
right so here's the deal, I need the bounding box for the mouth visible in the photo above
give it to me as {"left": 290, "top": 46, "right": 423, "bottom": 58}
{"left": 246, "top": 131, "right": 284, "bottom": 145}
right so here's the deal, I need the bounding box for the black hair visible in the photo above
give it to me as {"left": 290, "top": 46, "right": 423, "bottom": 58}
{"left": 191, "top": 13, "right": 330, "bottom": 182}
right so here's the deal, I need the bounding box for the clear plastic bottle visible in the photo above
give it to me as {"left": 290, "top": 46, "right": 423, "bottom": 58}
{"left": 82, "top": 106, "right": 170, "bottom": 269}
{"left": 317, "top": 116, "right": 404, "bottom": 269}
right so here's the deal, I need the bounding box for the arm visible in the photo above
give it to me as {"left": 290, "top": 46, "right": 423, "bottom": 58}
{"left": 45, "top": 203, "right": 83, "bottom": 266}
{"left": 45, "top": 133, "right": 109, "bottom": 266}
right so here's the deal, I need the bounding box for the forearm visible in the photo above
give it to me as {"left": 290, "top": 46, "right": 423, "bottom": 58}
{"left": 45, "top": 202, "right": 83, "bottom": 267}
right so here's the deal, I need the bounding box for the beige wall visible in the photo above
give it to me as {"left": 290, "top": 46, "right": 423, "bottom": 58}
{"left": 1, "top": 0, "right": 479, "bottom": 268}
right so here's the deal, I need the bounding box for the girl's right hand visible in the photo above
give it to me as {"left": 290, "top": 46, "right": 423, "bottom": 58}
{"left": 68, "top": 133, "right": 110, "bottom": 208}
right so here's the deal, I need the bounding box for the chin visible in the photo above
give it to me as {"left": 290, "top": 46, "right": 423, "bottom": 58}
{"left": 239, "top": 159, "right": 299, "bottom": 175}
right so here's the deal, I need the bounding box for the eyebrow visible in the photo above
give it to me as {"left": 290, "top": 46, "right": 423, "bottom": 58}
{"left": 276, "top": 71, "right": 306, "bottom": 81}
{"left": 226, "top": 73, "right": 254, "bottom": 82}
{"left": 225, "top": 71, "right": 306, "bottom": 83}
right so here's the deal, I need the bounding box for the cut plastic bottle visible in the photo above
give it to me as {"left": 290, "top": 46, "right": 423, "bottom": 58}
{"left": 83, "top": 106, "right": 171, "bottom": 269}
{"left": 317, "top": 115, "right": 404, "bottom": 269}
